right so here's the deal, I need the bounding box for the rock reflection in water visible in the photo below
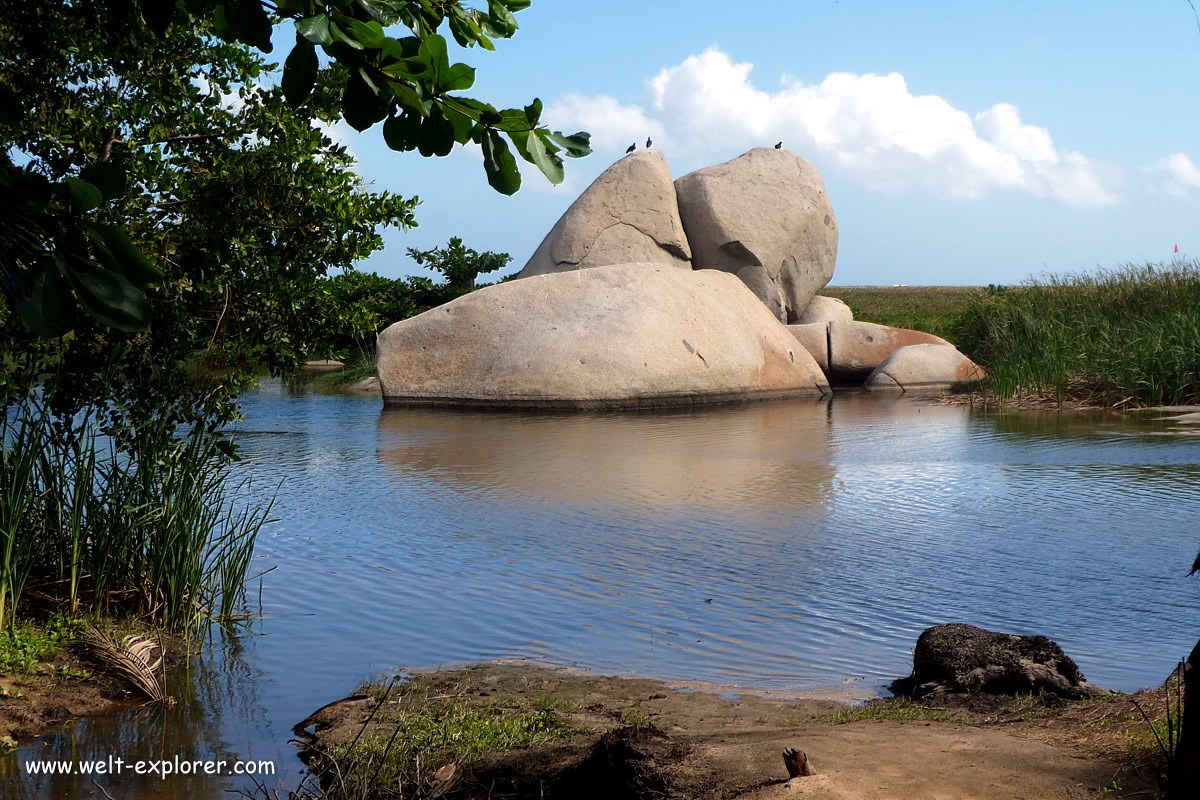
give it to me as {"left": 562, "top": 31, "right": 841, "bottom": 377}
{"left": 376, "top": 397, "right": 836, "bottom": 513}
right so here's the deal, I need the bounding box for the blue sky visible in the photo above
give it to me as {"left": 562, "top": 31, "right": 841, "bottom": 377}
{"left": 322, "top": 1, "right": 1200, "bottom": 286}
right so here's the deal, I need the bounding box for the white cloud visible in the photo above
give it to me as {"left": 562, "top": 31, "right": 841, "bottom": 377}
{"left": 544, "top": 93, "right": 666, "bottom": 155}
{"left": 549, "top": 47, "right": 1117, "bottom": 208}
{"left": 1149, "top": 153, "right": 1200, "bottom": 196}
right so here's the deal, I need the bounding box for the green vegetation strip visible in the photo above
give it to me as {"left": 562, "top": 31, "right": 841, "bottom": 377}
{"left": 0, "top": 617, "right": 82, "bottom": 675}
{"left": 820, "top": 285, "right": 983, "bottom": 343}
{"left": 956, "top": 263, "right": 1200, "bottom": 407}
{"left": 828, "top": 698, "right": 961, "bottom": 725}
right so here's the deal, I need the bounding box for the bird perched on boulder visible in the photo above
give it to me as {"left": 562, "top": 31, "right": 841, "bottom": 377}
{"left": 774, "top": 141, "right": 783, "bottom": 149}
{"left": 626, "top": 143, "right": 636, "bottom": 153}
{"left": 646, "top": 136, "right": 653, "bottom": 148}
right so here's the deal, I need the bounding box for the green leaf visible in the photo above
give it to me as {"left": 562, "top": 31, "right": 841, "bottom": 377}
{"left": 296, "top": 15, "right": 333, "bottom": 46}
{"left": 283, "top": 39, "right": 319, "bottom": 106}
{"left": 417, "top": 34, "right": 449, "bottom": 89}
{"left": 442, "top": 102, "right": 476, "bottom": 144}
{"left": 64, "top": 178, "right": 103, "bottom": 212}
{"left": 11, "top": 261, "right": 77, "bottom": 338}
{"left": 329, "top": 19, "right": 364, "bottom": 50}
{"left": 0, "top": 82, "right": 19, "bottom": 126}
{"left": 523, "top": 98, "right": 542, "bottom": 125}
{"left": 493, "top": 107, "right": 531, "bottom": 133}
{"left": 512, "top": 129, "right": 563, "bottom": 185}
{"left": 335, "top": 14, "right": 385, "bottom": 50}
{"left": 416, "top": 106, "right": 455, "bottom": 157}
{"left": 79, "top": 162, "right": 126, "bottom": 202}
{"left": 383, "top": 111, "right": 421, "bottom": 152}
{"left": 481, "top": 130, "right": 520, "bottom": 195}
{"left": 341, "top": 70, "right": 389, "bottom": 131}
{"left": 90, "top": 223, "right": 161, "bottom": 289}
{"left": 224, "top": 0, "right": 273, "bottom": 52}
{"left": 63, "top": 256, "right": 154, "bottom": 332}
{"left": 140, "top": 0, "right": 176, "bottom": 36}
{"left": 548, "top": 131, "right": 593, "bottom": 158}
{"left": 484, "top": 0, "right": 519, "bottom": 37}
{"left": 355, "top": 0, "right": 405, "bottom": 25}
{"left": 444, "top": 63, "right": 475, "bottom": 92}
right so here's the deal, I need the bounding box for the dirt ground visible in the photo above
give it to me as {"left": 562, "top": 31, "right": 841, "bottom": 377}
{"left": 297, "top": 663, "right": 1168, "bottom": 800}
{"left": 0, "top": 629, "right": 184, "bottom": 745}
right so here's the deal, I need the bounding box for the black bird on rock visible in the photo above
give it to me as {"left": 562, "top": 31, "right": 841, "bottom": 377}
{"left": 775, "top": 141, "right": 782, "bottom": 149}
{"left": 646, "top": 136, "right": 653, "bottom": 148}
{"left": 626, "top": 143, "right": 636, "bottom": 153}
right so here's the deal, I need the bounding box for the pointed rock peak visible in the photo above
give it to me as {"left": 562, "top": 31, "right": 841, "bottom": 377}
{"left": 518, "top": 149, "right": 691, "bottom": 279}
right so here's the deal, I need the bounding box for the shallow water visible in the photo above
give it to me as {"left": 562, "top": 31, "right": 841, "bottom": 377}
{"left": 5, "top": 385, "right": 1199, "bottom": 797}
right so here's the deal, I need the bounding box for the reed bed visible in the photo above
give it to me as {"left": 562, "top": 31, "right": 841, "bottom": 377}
{"left": 0, "top": 394, "right": 270, "bottom": 637}
{"left": 956, "top": 263, "right": 1200, "bottom": 407}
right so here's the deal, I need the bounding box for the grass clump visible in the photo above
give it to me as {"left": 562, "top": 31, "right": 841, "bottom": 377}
{"left": 310, "top": 679, "right": 570, "bottom": 799}
{"left": 335, "top": 704, "right": 564, "bottom": 781}
{"left": 0, "top": 616, "right": 83, "bottom": 674}
{"left": 820, "top": 286, "right": 982, "bottom": 342}
{"left": 829, "top": 698, "right": 962, "bottom": 725}
{"left": 956, "top": 262, "right": 1200, "bottom": 407}
{"left": 0, "top": 392, "right": 270, "bottom": 638}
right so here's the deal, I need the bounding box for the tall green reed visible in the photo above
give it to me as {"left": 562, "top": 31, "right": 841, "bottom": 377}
{"left": 0, "top": 392, "right": 272, "bottom": 636}
{"left": 956, "top": 263, "right": 1200, "bottom": 407}
{"left": 0, "top": 403, "right": 46, "bottom": 632}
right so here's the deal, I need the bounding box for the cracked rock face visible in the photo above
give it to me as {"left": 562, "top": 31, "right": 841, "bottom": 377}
{"left": 517, "top": 150, "right": 692, "bottom": 278}
{"left": 377, "top": 263, "right": 829, "bottom": 409}
{"left": 675, "top": 148, "right": 838, "bottom": 323}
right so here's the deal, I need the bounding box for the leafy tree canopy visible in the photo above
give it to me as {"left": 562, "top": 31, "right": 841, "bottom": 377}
{"left": 0, "top": 1, "right": 421, "bottom": 430}
{"left": 408, "top": 236, "right": 511, "bottom": 290}
{"left": 0, "top": 0, "right": 590, "bottom": 340}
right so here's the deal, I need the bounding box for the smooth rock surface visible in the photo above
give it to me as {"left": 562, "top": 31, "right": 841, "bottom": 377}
{"left": 303, "top": 359, "right": 344, "bottom": 373}
{"left": 675, "top": 148, "right": 838, "bottom": 323}
{"left": 518, "top": 150, "right": 691, "bottom": 278}
{"left": 377, "top": 263, "right": 829, "bottom": 409}
{"left": 796, "top": 295, "right": 853, "bottom": 325}
{"left": 827, "top": 321, "right": 950, "bottom": 379}
{"left": 786, "top": 323, "right": 829, "bottom": 372}
{"left": 342, "top": 376, "right": 381, "bottom": 396}
{"left": 865, "top": 344, "right": 985, "bottom": 393}
{"left": 890, "top": 623, "right": 1098, "bottom": 698}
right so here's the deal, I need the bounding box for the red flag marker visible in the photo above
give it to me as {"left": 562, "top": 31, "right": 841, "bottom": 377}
{"left": 1175, "top": 243, "right": 1180, "bottom": 253}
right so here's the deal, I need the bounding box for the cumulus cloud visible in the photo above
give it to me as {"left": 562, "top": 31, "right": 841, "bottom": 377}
{"left": 545, "top": 93, "right": 666, "bottom": 155}
{"left": 548, "top": 47, "right": 1117, "bottom": 208}
{"left": 1149, "top": 153, "right": 1200, "bottom": 196}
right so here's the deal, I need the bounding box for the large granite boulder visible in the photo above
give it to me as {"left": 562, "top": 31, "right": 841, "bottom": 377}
{"left": 796, "top": 295, "right": 853, "bottom": 325}
{"left": 674, "top": 148, "right": 838, "bottom": 323}
{"left": 865, "top": 344, "right": 985, "bottom": 393}
{"left": 827, "top": 321, "right": 950, "bottom": 380}
{"left": 517, "top": 150, "right": 691, "bottom": 278}
{"left": 377, "top": 263, "right": 829, "bottom": 409}
{"left": 890, "top": 624, "right": 1099, "bottom": 698}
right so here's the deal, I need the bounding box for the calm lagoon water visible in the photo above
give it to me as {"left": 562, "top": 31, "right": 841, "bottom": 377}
{"left": 6, "top": 382, "right": 1199, "bottom": 797}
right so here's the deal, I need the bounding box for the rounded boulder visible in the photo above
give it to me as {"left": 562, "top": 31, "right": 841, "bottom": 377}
{"left": 518, "top": 150, "right": 691, "bottom": 278}
{"left": 377, "top": 263, "right": 830, "bottom": 409}
{"left": 674, "top": 148, "right": 838, "bottom": 323}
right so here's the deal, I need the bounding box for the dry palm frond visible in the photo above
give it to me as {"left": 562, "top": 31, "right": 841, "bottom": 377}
{"left": 428, "top": 763, "right": 460, "bottom": 798}
{"left": 79, "top": 626, "right": 174, "bottom": 705}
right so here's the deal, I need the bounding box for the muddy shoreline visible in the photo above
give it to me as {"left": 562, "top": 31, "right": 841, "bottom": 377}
{"left": 291, "top": 662, "right": 1166, "bottom": 799}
